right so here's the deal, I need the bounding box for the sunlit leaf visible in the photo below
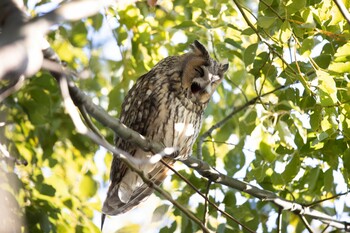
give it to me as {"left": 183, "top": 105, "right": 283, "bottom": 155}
{"left": 3, "top": 0, "right": 350, "bottom": 232}
{"left": 282, "top": 154, "right": 300, "bottom": 183}
{"left": 244, "top": 43, "right": 258, "bottom": 66}
{"left": 79, "top": 175, "right": 98, "bottom": 198}
{"left": 317, "top": 71, "right": 337, "bottom": 106}
{"left": 259, "top": 141, "right": 277, "bottom": 163}
{"left": 152, "top": 204, "right": 170, "bottom": 222}
{"left": 280, "top": 21, "right": 292, "bottom": 43}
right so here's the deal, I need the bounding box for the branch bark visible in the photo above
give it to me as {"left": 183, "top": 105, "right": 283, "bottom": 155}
{"left": 56, "top": 65, "right": 350, "bottom": 231}
{"left": 2, "top": 0, "right": 349, "bottom": 232}
{"left": 43, "top": 48, "right": 210, "bottom": 232}
{"left": 0, "top": 0, "right": 104, "bottom": 81}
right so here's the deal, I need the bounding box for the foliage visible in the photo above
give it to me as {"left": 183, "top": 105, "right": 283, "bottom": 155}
{"left": 1, "top": 0, "right": 350, "bottom": 232}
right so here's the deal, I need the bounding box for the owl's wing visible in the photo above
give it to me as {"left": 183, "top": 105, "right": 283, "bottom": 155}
{"left": 102, "top": 71, "right": 173, "bottom": 217}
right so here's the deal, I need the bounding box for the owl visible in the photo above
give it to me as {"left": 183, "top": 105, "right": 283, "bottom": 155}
{"left": 101, "top": 40, "right": 228, "bottom": 227}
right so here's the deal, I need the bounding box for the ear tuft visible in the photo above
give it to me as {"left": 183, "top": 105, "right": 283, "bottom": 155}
{"left": 190, "top": 40, "right": 210, "bottom": 58}
{"left": 221, "top": 63, "right": 229, "bottom": 73}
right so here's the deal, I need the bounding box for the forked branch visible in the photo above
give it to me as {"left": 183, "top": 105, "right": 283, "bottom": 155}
{"left": 48, "top": 57, "right": 349, "bottom": 231}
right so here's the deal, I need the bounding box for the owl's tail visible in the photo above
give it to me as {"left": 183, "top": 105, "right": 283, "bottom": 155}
{"left": 101, "top": 158, "right": 173, "bottom": 225}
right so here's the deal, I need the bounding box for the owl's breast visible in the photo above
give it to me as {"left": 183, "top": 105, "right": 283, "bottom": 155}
{"left": 153, "top": 92, "right": 203, "bottom": 159}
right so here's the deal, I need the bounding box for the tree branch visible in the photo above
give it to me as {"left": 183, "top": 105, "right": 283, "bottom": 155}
{"left": 333, "top": 0, "right": 350, "bottom": 25}
{"left": 42, "top": 47, "right": 210, "bottom": 232}
{"left": 161, "top": 159, "right": 254, "bottom": 232}
{"left": 0, "top": 0, "right": 104, "bottom": 81}
{"left": 197, "top": 84, "right": 288, "bottom": 159}
{"left": 50, "top": 66, "right": 349, "bottom": 230}
{"left": 47, "top": 58, "right": 349, "bottom": 230}
{"left": 231, "top": 0, "right": 312, "bottom": 93}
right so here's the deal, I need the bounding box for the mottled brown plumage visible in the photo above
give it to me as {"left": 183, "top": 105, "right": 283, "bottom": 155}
{"left": 102, "top": 41, "right": 228, "bottom": 227}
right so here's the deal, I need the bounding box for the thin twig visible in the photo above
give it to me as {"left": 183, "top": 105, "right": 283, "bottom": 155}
{"left": 197, "top": 84, "right": 289, "bottom": 159}
{"left": 79, "top": 105, "right": 106, "bottom": 140}
{"left": 203, "top": 180, "right": 211, "bottom": 227}
{"left": 0, "top": 75, "right": 25, "bottom": 102}
{"left": 333, "top": 0, "right": 350, "bottom": 24}
{"left": 305, "top": 191, "right": 350, "bottom": 207}
{"left": 64, "top": 76, "right": 208, "bottom": 232}
{"left": 259, "top": 0, "right": 283, "bottom": 21}
{"left": 321, "top": 224, "right": 330, "bottom": 233}
{"left": 161, "top": 159, "right": 255, "bottom": 233}
{"left": 277, "top": 207, "right": 282, "bottom": 233}
{"left": 231, "top": 0, "right": 311, "bottom": 93}
{"left": 299, "top": 214, "right": 314, "bottom": 233}
{"left": 45, "top": 48, "right": 209, "bottom": 232}
{"left": 183, "top": 156, "right": 350, "bottom": 230}
{"left": 232, "top": 0, "right": 261, "bottom": 41}
{"left": 43, "top": 48, "right": 350, "bottom": 232}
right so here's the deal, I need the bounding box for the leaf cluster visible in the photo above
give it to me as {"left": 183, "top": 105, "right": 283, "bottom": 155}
{"left": 1, "top": 0, "right": 350, "bottom": 232}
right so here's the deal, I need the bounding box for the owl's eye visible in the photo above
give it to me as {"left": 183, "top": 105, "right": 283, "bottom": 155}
{"left": 195, "top": 67, "right": 204, "bottom": 77}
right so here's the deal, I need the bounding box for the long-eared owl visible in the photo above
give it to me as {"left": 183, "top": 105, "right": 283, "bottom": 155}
{"left": 102, "top": 40, "right": 229, "bottom": 222}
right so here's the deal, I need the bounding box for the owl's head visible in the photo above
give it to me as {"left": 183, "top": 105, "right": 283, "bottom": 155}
{"left": 181, "top": 40, "right": 229, "bottom": 104}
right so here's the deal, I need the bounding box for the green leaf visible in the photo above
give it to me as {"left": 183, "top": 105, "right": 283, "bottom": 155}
{"left": 224, "top": 38, "right": 243, "bottom": 50}
{"left": 174, "top": 21, "right": 198, "bottom": 29}
{"left": 92, "top": 14, "right": 103, "bottom": 30}
{"left": 307, "top": 167, "right": 321, "bottom": 191}
{"left": 223, "top": 190, "right": 236, "bottom": 207}
{"left": 224, "top": 144, "right": 246, "bottom": 176}
{"left": 329, "top": 42, "right": 350, "bottom": 72}
{"left": 257, "top": 16, "right": 275, "bottom": 29}
{"left": 317, "top": 71, "right": 337, "bottom": 106}
{"left": 259, "top": 141, "right": 277, "bottom": 163}
{"left": 244, "top": 43, "right": 258, "bottom": 66}
{"left": 290, "top": 113, "right": 307, "bottom": 144}
{"left": 40, "top": 184, "right": 56, "bottom": 197}
{"left": 279, "top": 21, "right": 292, "bottom": 43}
{"left": 343, "top": 149, "right": 350, "bottom": 176}
{"left": 108, "top": 86, "right": 124, "bottom": 111}
{"left": 313, "top": 54, "right": 331, "bottom": 69}
{"left": 332, "top": 41, "right": 350, "bottom": 62}
{"left": 79, "top": 175, "right": 97, "bottom": 198}
{"left": 300, "top": 38, "right": 314, "bottom": 56}
{"left": 329, "top": 61, "right": 350, "bottom": 73}
{"left": 70, "top": 21, "right": 88, "bottom": 47}
{"left": 282, "top": 154, "right": 300, "bottom": 183}
{"left": 116, "top": 224, "right": 140, "bottom": 233}
{"left": 152, "top": 204, "right": 170, "bottom": 222}
{"left": 323, "top": 168, "right": 333, "bottom": 192}
{"left": 310, "top": 104, "right": 322, "bottom": 130}
{"left": 241, "top": 27, "right": 255, "bottom": 35}
{"left": 284, "top": 0, "right": 306, "bottom": 15}
{"left": 192, "top": 0, "right": 206, "bottom": 8}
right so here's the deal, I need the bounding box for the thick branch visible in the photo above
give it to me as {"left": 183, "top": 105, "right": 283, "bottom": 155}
{"left": 44, "top": 51, "right": 209, "bottom": 232}
{"left": 183, "top": 156, "right": 349, "bottom": 230}
{"left": 0, "top": 0, "right": 103, "bottom": 80}
{"left": 59, "top": 72, "right": 350, "bottom": 231}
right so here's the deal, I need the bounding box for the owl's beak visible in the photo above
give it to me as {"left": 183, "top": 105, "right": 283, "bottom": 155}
{"left": 204, "top": 84, "right": 212, "bottom": 94}
{"left": 191, "top": 70, "right": 222, "bottom": 95}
